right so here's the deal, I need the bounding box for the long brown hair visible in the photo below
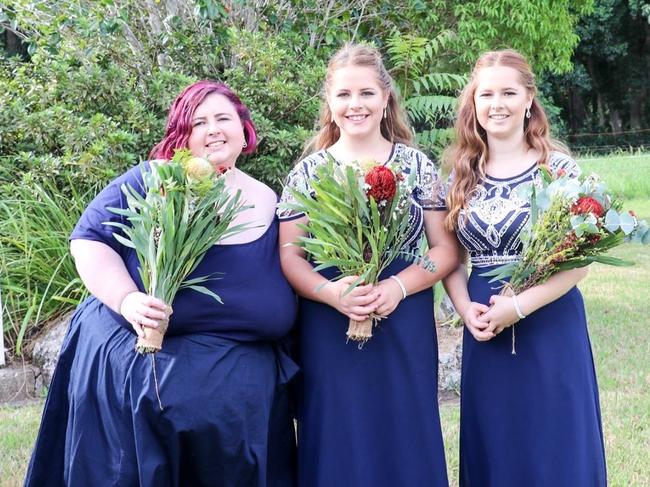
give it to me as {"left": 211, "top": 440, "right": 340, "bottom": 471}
{"left": 302, "top": 43, "right": 414, "bottom": 156}
{"left": 444, "top": 49, "right": 568, "bottom": 230}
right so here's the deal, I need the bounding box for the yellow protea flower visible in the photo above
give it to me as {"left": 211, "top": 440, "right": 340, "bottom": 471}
{"left": 183, "top": 156, "right": 214, "bottom": 180}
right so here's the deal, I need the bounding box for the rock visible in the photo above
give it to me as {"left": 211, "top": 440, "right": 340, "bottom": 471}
{"left": 437, "top": 324, "right": 463, "bottom": 394}
{"left": 31, "top": 311, "right": 73, "bottom": 387}
{"left": 0, "top": 365, "right": 43, "bottom": 404}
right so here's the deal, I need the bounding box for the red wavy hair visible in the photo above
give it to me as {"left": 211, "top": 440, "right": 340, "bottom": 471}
{"left": 444, "top": 50, "right": 567, "bottom": 230}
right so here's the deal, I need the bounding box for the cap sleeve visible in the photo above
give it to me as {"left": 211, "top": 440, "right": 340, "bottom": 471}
{"left": 412, "top": 150, "right": 446, "bottom": 211}
{"left": 70, "top": 164, "right": 147, "bottom": 255}
{"left": 277, "top": 152, "right": 325, "bottom": 221}
{"left": 549, "top": 151, "right": 581, "bottom": 178}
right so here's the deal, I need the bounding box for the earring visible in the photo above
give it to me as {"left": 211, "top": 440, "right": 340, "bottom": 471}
{"left": 526, "top": 107, "right": 531, "bottom": 119}
{"left": 383, "top": 106, "right": 387, "bottom": 119}
{"left": 243, "top": 141, "right": 248, "bottom": 148}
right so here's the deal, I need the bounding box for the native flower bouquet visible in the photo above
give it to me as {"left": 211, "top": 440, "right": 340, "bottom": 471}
{"left": 482, "top": 166, "right": 650, "bottom": 294}
{"left": 280, "top": 156, "right": 435, "bottom": 344}
{"left": 107, "top": 149, "right": 250, "bottom": 353}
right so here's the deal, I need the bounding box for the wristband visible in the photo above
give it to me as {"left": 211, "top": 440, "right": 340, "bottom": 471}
{"left": 512, "top": 294, "right": 526, "bottom": 320}
{"left": 389, "top": 275, "right": 407, "bottom": 300}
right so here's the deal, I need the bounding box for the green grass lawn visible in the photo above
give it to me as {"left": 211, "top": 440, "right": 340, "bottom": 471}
{"left": 0, "top": 403, "right": 42, "bottom": 487}
{"left": 1, "top": 153, "right": 649, "bottom": 486}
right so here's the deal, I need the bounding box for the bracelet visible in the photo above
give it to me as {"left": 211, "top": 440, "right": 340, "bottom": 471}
{"left": 389, "top": 275, "right": 407, "bottom": 300}
{"left": 512, "top": 294, "right": 526, "bottom": 320}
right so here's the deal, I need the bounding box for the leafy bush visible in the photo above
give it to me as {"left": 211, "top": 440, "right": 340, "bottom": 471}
{"left": 0, "top": 180, "right": 93, "bottom": 358}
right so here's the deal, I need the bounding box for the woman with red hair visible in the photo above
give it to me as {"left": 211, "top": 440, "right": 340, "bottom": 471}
{"left": 442, "top": 50, "right": 607, "bottom": 485}
{"left": 25, "top": 81, "right": 298, "bottom": 486}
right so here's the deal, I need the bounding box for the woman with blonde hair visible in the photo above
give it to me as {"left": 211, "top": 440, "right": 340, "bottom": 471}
{"left": 442, "top": 50, "right": 607, "bottom": 485}
{"left": 278, "top": 43, "right": 456, "bottom": 486}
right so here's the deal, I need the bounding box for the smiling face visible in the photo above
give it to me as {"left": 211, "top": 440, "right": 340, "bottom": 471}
{"left": 473, "top": 65, "right": 533, "bottom": 142}
{"left": 187, "top": 92, "right": 246, "bottom": 170}
{"left": 326, "top": 65, "right": 389, "bottom": 140}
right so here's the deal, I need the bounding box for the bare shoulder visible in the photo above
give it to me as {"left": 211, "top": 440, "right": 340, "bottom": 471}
{"left": 237, "top": 171, "right": 278, "bottom": 209}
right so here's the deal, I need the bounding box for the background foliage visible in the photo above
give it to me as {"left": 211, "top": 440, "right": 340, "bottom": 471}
{"left": 0, "top": 0, "right": 615, "bottom": 357}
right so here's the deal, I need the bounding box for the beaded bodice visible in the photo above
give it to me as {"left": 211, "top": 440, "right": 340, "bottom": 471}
{"left": 455, "top": 152, "right": 580, "bottom": 267}
{"left": 278, "top": 143, "right": 446, "bottom": 251}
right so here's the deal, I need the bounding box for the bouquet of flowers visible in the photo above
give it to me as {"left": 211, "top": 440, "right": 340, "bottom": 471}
{"left": 281, "top": 156, "right": 435, "bottom": 344}
{"left": 483, "top": 166, "right": 650, "bottom": 294}
{"left": 107, "top": 149, "right": 251, "bottom": 353}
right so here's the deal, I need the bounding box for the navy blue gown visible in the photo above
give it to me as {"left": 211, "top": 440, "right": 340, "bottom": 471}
{"left": 279, "top": 143, "right": 449, "bottom": 487}
{"left": 453, "top": 153, "right": 607, "bottom": 486}
{"left": 25, "top": 165, "right": 298, "bottom": 487}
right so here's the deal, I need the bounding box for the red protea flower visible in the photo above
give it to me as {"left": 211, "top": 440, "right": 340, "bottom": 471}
{"left": 365, "top": 166, "right": 397, "bottom": 202}
{"left": 571, "top": 196, "right": 604, "bottom": 217}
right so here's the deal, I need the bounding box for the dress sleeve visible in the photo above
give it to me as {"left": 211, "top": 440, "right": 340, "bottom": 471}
{"left": 277, "top": 154, "right": 321, "bottom": 221}
{"left": 414, "top": 152, "right": 446, "bottom": 211}
{"left": 548, "top": 152, "right": 581, "bottom": 178}
{"left": 70, "top": 164, "right": 147, "bottom": 255}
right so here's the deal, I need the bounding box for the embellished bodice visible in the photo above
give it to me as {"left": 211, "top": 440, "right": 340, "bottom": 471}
{"left": 278, "top": 143, "right": 446, "bottom": 251}
{"left": 455, "top": 152, "right": 580, "bottom": 267}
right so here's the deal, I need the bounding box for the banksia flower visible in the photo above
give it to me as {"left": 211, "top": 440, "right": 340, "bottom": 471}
{"left": 365, "top": 166, "right": 397, "bottom": 202}
{"left": 571, "top": 196, "right": 604, "bottom": 217}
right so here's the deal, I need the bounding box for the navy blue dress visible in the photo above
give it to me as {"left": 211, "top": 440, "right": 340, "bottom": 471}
{"left": 25, "top": 165, "right": 298, "bottom": 487}
{"left": 279, "top": 144, "right": 449, "bottom": 487}
{"left": 453, "top": 153, "right": 607, "bottom": 486}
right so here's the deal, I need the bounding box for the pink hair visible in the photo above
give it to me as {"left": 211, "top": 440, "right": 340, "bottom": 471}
{"left": 149, "top": 80, "right": 257, "bottom": 159}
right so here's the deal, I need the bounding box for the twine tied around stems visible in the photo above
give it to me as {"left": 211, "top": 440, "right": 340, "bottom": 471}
{"left": 151, "top": 354, "right": 163, "bottom": 411}
{"left": 346, "top": 314, "right": 382, "bottom": 349}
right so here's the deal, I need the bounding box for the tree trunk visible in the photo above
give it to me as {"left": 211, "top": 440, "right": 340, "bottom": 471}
{"left": 629, "top": 90, "right": 642, "bottom": 130}
{"left": 609, "top": 108, "right": 622, "bottom": 133}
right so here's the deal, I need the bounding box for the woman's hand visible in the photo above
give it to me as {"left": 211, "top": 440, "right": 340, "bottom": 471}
{"left": 119, "top": 291, "right": 171, "bottom": 337}
{"left": 481, "top": 294, "right": 520, "bottom": 335}
{"left": 460, "top": 301, "right": 494, "bottom": 341}
{"left": 373, "top": 278, "right": 405, "bottom": 318}
{"left": 325, "top": 276, "right": 378, "bottom": 322}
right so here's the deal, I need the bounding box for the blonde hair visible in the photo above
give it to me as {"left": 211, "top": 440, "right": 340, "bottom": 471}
{"left": 302, "top": 43, "right": 414, "bottom": 156}
{"left": 444, "top": 49, "right": 568, "bottom": 230}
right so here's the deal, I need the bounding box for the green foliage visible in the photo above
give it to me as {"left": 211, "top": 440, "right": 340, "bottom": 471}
{"left": 223, "top": 28, "right": 325, "bottom": 188}
{"left": 387, "top": 31, "right": 466, "bottom": 154}
{"left": 0, "top": 180, "right": 91, "bottom": 358}
{"left": 544, "top": 0, "right": 650, "bottom": 147}
{"left": 451, "top": 0, "right": 593, "bottom": 74}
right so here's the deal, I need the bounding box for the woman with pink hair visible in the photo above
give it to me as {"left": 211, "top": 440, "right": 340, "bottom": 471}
{"left": 25, "top": 81, "right": 298, "bottom": 487}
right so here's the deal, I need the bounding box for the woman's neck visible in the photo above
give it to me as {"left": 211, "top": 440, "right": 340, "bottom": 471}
{"left": 329, "top": 133, "right": 393, "bottom": 164}
{"left": 485, "top": 135, "right": 535, "bottom": 173}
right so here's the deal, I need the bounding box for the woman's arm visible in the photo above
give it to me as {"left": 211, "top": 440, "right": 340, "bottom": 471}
{"left": 70, "top": 239, "right": 169, "bottom": 335}
{"left": 372, "top": 211, "right": 461, "bottom": 318}
{"left": 482, "top": 266, "right": 589, "bottom": 334}
{"left": 278, "top": 217, "right": 378, "bottom": 322}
